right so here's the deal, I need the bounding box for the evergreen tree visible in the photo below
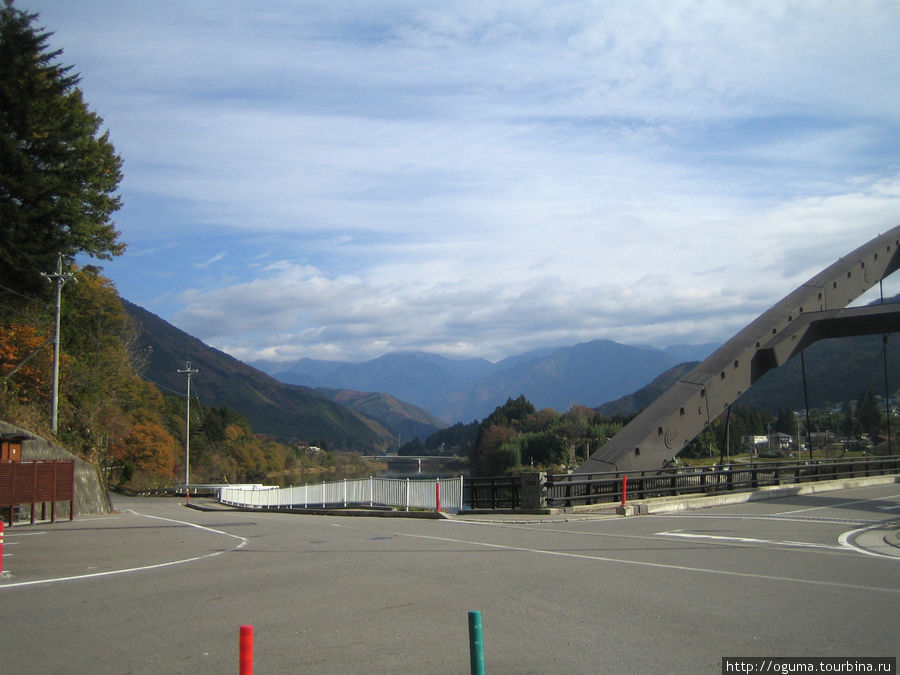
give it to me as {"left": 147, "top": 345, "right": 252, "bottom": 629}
{"left": 857, "top": 391, "right": 883, "bottom": 441}
{"left": 0, "top": 1, "right": 124, "bottom": 301}
{"left": 774, "top": 407, "right": 796, "bottom": 435}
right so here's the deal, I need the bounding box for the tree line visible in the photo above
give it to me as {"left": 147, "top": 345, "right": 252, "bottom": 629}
{"left": 408, "top": 392, "right": 890, "bottom": 477}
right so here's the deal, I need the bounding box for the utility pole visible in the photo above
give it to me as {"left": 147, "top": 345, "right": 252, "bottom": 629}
{"left": 41, "top": 255, "right": 74, "bottom": 434}
{"left": 178, "top": 361, "right": 198, "bottom": 486}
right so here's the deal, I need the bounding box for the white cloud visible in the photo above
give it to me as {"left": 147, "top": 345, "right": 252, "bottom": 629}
{"left": 20, "top": 0, "right": 900, "bottom": 363}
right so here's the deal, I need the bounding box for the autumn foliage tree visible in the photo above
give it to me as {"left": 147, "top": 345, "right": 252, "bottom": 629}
{"left": 117, "top": 421, "right": 177, "bottom": 479}
{"left": 0, "top": 321, "right": 53, "bottom": 405}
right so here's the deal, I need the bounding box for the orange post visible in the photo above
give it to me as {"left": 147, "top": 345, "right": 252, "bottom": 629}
{"left": 240, "top": 625, "right": 253, "bottom": 674}
{"left": 435, "top": 480, "right": 441, "bottom": 513}
{"left": 621, "top": 475, "right": 628, "bottom": 507}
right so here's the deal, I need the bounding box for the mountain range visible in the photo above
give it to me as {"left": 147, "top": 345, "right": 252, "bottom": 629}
{"left": 126, "top": 294, "right": 900, "bottom": 453}
{"left": 252, "top": 341, "right": 719, "bottom": 423}
{"left": 126, "top": 298, "right": 719, "bottom": 448}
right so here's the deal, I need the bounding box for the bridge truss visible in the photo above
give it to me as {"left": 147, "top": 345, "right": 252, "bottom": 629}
{"left": 577, "top": 225, "right": 900, "bottom": 474}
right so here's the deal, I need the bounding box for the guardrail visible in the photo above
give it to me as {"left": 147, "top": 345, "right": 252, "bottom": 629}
{"left": 464, "top": 476, "right": 523, "bottom": 510}
{"left": 213, "top": 456, "right": 898, "bottom": 514}
{"left": 219, "top": 476, "right": 464, "bottom": 513}
{"left": 545, "top": 455, "right": 900, "bottom": 508}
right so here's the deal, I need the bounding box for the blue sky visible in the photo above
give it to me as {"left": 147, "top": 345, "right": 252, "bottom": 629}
{"left": 20, "top": 0, "right": 900, "bottom": 363}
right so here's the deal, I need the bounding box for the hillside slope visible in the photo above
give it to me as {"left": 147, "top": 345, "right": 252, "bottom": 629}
{"left": 316, "top": 389, "right": 446, "bottom": 446}
{"left": 123, "top": 301, "right": 395, "bottom": 451}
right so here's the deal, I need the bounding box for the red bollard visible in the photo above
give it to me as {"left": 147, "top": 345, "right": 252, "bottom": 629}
{"left": 435, "top": 480, "right": 441, "bottom": 513}
{"left": 240, "top": 625, "right": 253, "bottom": 675}
{"left": 621, "top": 474, "right": 628, "bottom": 507}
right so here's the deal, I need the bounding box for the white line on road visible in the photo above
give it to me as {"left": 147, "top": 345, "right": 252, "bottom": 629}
{"left": 838, "top": 523, "right": 900, "bottom": 559}
{"left": 773, "top": 493, "right": 900, "bottom": 516}
{"left": 397, "top": 532, "right": 900, "bottom": 594}
{"left": 0, "top": 510, "right": 247, "bottom": 590}
{"left": 3, "top": 531, "right": 48, "bottom": 536}
{"left": 655, "top": 513, "right": 877, "bottom": 525}
{"left": 654, "top": 530, "right": 845, "bottom": 550}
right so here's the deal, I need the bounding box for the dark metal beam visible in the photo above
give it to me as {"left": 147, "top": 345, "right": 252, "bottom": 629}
{"left": 751, "top": 303, "right": 900, "bottom": 382}
{"left": 576, "top": 225, "right": 900, "bottom": 474}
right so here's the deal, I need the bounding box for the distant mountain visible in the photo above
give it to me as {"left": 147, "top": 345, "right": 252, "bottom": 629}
{"left": 449, "top": 340, "right": 682, "bottom": 421}
{"left": 595, "top": 362, "right": 699, "bottom": 417}
{"left": 264, "top": 357, "right": 346, "bottom": 388}
{"left": 662, "top": 343, "right": 719, "bottom": 362}
{"left": 316, "top": 389, "right": 446, "bottom": 446}
{"left": 123, "top": 301, "right": 398, "bottom": 451}
{"left": 257, "top": 340, "right": 687, "bottom": 422}
{"left": 259, "top": 351, "right": 497, "bottom": 420}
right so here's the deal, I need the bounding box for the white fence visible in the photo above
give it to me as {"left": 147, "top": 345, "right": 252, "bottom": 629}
{"left": 218, "top": 476, "right": 464, "bottom": 513}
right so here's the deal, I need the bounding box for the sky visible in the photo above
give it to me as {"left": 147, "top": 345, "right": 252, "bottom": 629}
{"left": 19, "top": 0, "right": 900, "bottom": 364}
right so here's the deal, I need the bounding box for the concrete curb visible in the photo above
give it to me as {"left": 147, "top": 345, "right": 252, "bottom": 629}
{"left": 185, "top": 499, "right": 451, "bottom": 518}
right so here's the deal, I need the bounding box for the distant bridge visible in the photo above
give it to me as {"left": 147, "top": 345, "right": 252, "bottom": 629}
{"left": 362, "top": 455, "right": 466, "bottom": 474}
{"left": 577, "top": 225, "right": 900, "bottom": 474}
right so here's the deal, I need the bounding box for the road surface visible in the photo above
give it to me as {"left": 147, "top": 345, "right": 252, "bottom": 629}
{"left": 1, "top": 483, "right": 898, "bottom": 673}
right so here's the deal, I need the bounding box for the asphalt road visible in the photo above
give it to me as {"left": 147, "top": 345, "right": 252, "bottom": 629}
{"left": 1, "top": 483, "right": 898, "bottom": 674}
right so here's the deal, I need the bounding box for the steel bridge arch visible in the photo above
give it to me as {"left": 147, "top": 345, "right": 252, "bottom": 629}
{"left": 576, "top": 224, "right": 900, "bottom": 474}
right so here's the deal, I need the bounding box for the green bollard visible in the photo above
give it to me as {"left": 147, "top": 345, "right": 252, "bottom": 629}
{"left": 468, "top": 610, "right": 485, "bottom": 675}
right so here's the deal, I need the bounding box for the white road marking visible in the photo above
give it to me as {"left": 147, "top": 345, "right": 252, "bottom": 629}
{"left": 398, "top": 531, "right": 900, "bottom": 594}
{"left": 3, "top": 531, "right": 48, "bottom": 536}
{"left": 656, "top": 513, "right": 877, "bottom": 525}
{"left": 0, "top": 510, "right": 247, "bottom": 590}
{"left": 838, "top": 524, "right": 900, "bottom": 560}
{"left": 655, "top": 530, "right": 844, "bottom": 550}
{"left": 773, "top": 493, "right": 900, "bottom": 516}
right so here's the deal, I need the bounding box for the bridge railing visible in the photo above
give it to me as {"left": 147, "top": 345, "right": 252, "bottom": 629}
{"left": 215, "top": 456, "right": 898, "bottom": 513}
{"left": 218, "top": 475, "right": 464, "bottom": 512}
{"left": 464, "top": 476, "right": 522, "bottom": 510}
{"left": 545, "top": 455, "right": 900, "bottom": 508}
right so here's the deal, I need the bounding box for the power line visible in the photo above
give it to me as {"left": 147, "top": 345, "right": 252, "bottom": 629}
{"left": 0, "top": 282, "right": 51, "bottom": 308}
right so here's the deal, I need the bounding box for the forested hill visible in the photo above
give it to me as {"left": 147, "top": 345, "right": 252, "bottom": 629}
{"left": 123, "top": 300, "right": 399, "bottom": 451}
